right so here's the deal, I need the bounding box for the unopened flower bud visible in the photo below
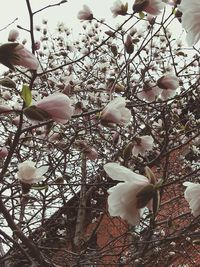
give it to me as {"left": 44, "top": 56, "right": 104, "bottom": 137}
{"left": 8, "top": 29, "right": 19, "bottom": 42}
{"left": 125, "top": 34, "right": 134, "bottom": 54}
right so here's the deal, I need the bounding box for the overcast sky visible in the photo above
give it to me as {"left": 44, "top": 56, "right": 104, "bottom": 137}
{"left": 0, "top": 0, "right": 132, "bottom": 42}
{"left": 0, "top": 1, "right": 185, "bottom": 39}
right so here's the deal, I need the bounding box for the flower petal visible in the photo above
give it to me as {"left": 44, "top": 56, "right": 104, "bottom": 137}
{"left": 104, "top": 163, "right": 149, "bottom": 183}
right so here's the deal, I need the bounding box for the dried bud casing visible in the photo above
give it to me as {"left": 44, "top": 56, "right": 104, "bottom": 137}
{"left": 24, "top": 105, "right": 51, "bottom": 122}
{"left": 145, "top": 166, "right": 156, "bottom": 184}
{"left": 136, "top": 184, "right": 155, "bottom": 209}
{"left": 123, "top": 142, "right": 133, "bottom": 160}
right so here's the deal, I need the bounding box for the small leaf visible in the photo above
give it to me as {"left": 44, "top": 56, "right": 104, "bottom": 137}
{"left": 21, "top": 85, "right": 32, "bottom": 107}
{"left": 32, "top": 184, "right": 48, "bottom": 190}
{"left": 139, "top": 12, "right": 145, "bottom": 19}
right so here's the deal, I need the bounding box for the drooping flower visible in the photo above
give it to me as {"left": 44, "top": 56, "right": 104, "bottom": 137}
{"left": 133, "top": 0, "right": 165, "bottom": 15}
{"left": 110, "top": 0, "right": 128, "bottom": 17}
{"left": 24, "top": 93, "right": 74, "bottom": 124}
{"left": 17, "top": 160, "right": 48, "bottom": 185}
{"left": 8, "top": 29, "right": 19, "bottom": 42}
{"left": 157, "top": 74, "right": 179, "bottom": 100}
{"left": 132, "top": 135, "right": 154, "bottom": 156}
{"left": 104, "top": 163, "right": 154, "bottom": 225}
{"left": 178, "top": 0, "right": 200, "bottom": 46}
{"left": 0, "top": 43, "right": 39, "bottom": 70}
{"left": 100, "top": 97, "right": 131, "bottom": 126}
{"left": 183, "top": 182, "right": 200, "bottom": 217}
{"left": 77, "top": 5, "right": 93, "bottom": 20}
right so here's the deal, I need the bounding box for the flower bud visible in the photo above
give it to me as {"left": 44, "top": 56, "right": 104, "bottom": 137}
{"left": 8, "top": 29, "right": 19, "bottom": 42}
{"left": 124, "top": 34, "right": 134, "bottom": 54}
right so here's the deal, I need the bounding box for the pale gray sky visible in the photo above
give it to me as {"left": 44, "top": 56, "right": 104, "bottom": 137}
{"left": 0, "top": 0, "right": 131, "bottom": 41}
{"left": 0, "top": 1, "right": 185, "bottom": 42}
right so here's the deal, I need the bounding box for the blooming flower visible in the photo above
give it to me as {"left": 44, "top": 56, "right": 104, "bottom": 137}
{"left": 178, "top": 0, "right": 200, "bottom": 46}
{"left": 36, "top": 93, "right": 74, "bottom": 123}
{"left": 183, "top": 182, "right": 200, "bottom": 217}
{"left": 132, "top": 135, "right": 154, "bottom": 156}
{"left": 0, "top": 43, "right": 39, "bottom": 70}
{"left": 104, "top": 163, "right": 154, "bottom": 225}
{"left": 110, "top": 0, "right": 128, "bottom": 17}
{"left": 8, "top": 29, "right": 19, "bottom": 42}
{"left": 100, "top": 97, "right": 131, "bottom": 126}
{"left": 17, "top": 160, "right": 48, "bottom": 184}
{"left": 157, "top": 74, "right": 179, "bottom": 100}
{"left": 25, "top": 93, "right": 74, "bottom": 124}
{"left": 77, "top": 5, "right": 93, "bottom": 20}
{"left": 133, "top": 0, "right": 165, "bottom": 16}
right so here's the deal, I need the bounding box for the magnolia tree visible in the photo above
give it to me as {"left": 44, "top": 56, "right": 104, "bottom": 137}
{"left": 0, "top": 0, "right": 199, "bottom": 266}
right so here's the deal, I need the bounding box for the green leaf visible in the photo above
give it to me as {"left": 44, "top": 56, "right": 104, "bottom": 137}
{"left": 139, "top": 12, "right": 145, "bottom": 19}
{"left": 21, "top": 84, "right": 32, "bottom": 107}
{"left": 32, "top": 184, "right": 49, "bottom": 190}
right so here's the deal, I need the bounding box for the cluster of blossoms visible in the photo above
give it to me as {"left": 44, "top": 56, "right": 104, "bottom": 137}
{"left": 0, "top": 3, "right": 200, "bottom": 265}
{"left": 138, "top": 73, "right": 179, "bottom": 102}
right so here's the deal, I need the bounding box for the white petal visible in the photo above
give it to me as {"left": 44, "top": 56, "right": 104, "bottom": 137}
{"left": 35, "top": 165, "right": 48, "bottom": 177}
{"left": 108, "top": 182, "right": 143, "bottom": 225}
{"left": 104, "top": 163, "right": 149, "bottom": 183}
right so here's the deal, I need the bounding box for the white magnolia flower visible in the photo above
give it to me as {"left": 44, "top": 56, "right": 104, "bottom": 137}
{"left": 183, "top": 182, "right": 200, "bottom": 217}
{"left": 110, "top": 0, "right": 128, "bottom": 17}
{"left": 104, "top": 163, "right": 153, "bottom": 225}
{"left": 100, "top": 97, "right": 131, "bottom": 126}
{"left": 132, "top": 135, "right": 154, "bottom": 156}
{"left": 77, "top": 5, "right": 93, "bottom": 20}
{"left": 24, "top": 93, "right": 74, "bottom": 124}
{"left": 35, "top": 93, "right": 74, "bottom": 123}
{"left": 17, "top": 160, "right": 48, "bottom": 184}
{"left": 157, "top": 74, "right": 179, "bottom": 100}
{"left": 133, "top": 0, "right": 165, "bottom": 16}
{"left": 178, "top": 0, "right": 200, "bottom": 46}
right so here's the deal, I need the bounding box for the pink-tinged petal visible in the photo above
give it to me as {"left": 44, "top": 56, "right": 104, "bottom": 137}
{"left": 104, "top": 163, "right": 149, "bottom": 183}
{"left": 0, "top": 147, "right": 8, "bottom": 158}
{"left": 132, "top": 135, "right": 154, "bottom": 156}
{"left": 35, "top": 93, "right": 74, "bottom": 124}
{"left": 101, "top": 97, "right": 131, "bottom": 125}
{"left": 77, "top": 5, "right": 93, "bottom": 20}
{"left": 0, "top": 104, "right": 12, "bottom": 113}
{"left": 0, "top": 43, "right": 39, "bottom": 70}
